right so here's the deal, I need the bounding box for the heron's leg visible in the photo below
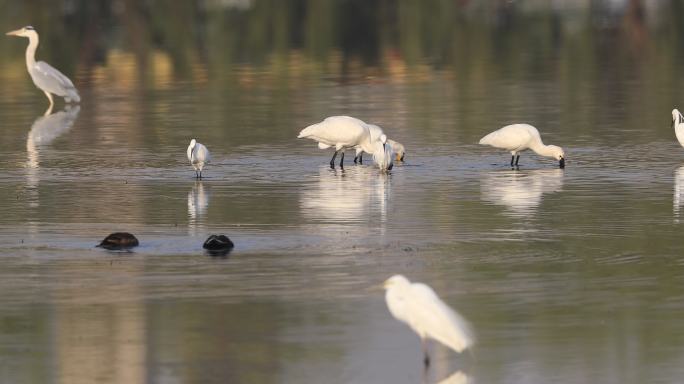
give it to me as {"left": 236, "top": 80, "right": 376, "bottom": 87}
{"left": 330, "top": 151, "right": 338, "bottom": 169}
{"left": 43, "top": 91, "right": 54, "bottom": 110}
{"left": 422, "top": 339, "right": 430, "bottom": 367}
{"left": 510, "top": 155, "right": 515, "bottom": 167}
{"left": 515, "top": 155, "right": 520, "bottom": 166}
{"left": 340, "top": 152, "right": 345, "bottom": 168}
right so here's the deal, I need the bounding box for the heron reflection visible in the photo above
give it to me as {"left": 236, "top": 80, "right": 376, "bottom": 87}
{"left": 480, "top": 168, "right": 564, "bottom": 216}
{"left": 26, "top": 106, "right": 80, "bottom": 208}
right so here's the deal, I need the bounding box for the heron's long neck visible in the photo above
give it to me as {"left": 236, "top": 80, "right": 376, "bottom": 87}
{"left": 25, "top": 34, "right": 38, "bottom": 69}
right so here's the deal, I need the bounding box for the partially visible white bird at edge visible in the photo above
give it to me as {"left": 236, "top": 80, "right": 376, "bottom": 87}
{"left": 187, "top": 139, "right": 211, "bottom": 179}
{"left": 298, "top": 116, "right": 393, "bottom": 171}
{"left": 6, "top": 26, "right": 80, "bottom": 112}
{"left": 672, "top": 109, "right": 684, "bottom": 147}
{"left": 479, "top": 123, "right": 565, "bottom": 168}
{"left": 383, "top": 275, "right": 475, "bottom": 367}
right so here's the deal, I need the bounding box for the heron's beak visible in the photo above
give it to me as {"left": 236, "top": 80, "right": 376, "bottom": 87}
{"left": 559, "top": 158, "right": 565, "bottom": 168}
{"left": 6, "top": 29, "right": 21, "bottom": 36}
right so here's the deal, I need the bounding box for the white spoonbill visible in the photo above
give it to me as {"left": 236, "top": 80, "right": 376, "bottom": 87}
{"left": 383, "top": 275, "right": 475, "bottom": 367}
{"left": 672, "top": 109, "right": 684, "bottom": 147}
{"left": 479, "top": 124, "right": 565, "bottom": 168}
{"left": 6, "top": 26, "right": 80, "bottom": 109}
{"left": 387, "top": 139, "right": 405, "bottom": 162}
{"left": 187, "top": 139, "right": 211, "bottom": 179}
{"left": 298, "top": 116, "right": 392, "bottom": 171}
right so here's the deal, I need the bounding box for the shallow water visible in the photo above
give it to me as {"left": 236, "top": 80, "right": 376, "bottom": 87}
{"left": 3, "top": 2, "right": 684, "bottom": 384}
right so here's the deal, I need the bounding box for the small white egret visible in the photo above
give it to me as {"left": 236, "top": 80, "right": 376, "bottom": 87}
{"left": 387, "top": 139, "right": 405, "bottom": 162}
{"left": 479, "top": 124, "right": 565, "bottom": 168}
{"left": 187, "top": 139, "right": 211, "bottom": 179}
{"left": 298, "top": 116, "right": 392, "bottom": 171}
{"left": 6, "top": 26, "right": 80, "bottom": 109}
{"left": 383, "top": 275, "right": 474, "bottom": 367}
{"left": 672, "top": 109, "right": 684, "bottom": 147}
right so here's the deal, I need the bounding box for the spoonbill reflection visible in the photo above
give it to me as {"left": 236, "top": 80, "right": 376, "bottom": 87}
{"left": 383, "top": 275, "right": 474, "bottom": 367}
{"left": 480, "top": 169, "right": 564, "bottom": 216}
{"left": 6, "top": 26, "right": 80, "bottom": 109}
{"left": 300, "top": 166, "right": 390, "bottom": 225}
{"left": 479, "top": 124, "right": 565, "bottom": 168}
{"left": 298, "top": 116, "right": 392, "bottom": 171}
{"left": 674, "top": 166, "right": 684, "bottom": 222}
{"left": 187, "top": 139, "right": 211, "bottom": 179}
{"left": 672, "top": 109, "right": 684, "bottom": 147}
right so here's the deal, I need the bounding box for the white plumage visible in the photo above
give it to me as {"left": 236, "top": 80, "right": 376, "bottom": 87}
{"left": 479, "top": 123, "right": 565, "bottom": 168}
{"left": 298, "top": 116, "right": 392, "bottom": 171}
{"left": 387, "top": 139, "right": 405, "bottom": 162}
{"left": 187, "top": 139, "right": 211, "bottom": 179}
{"left": 383, "top": 275, "right": 474, "bottom": 366}
{"left": 672, "top": 109, "right": 684, "bottom": 147}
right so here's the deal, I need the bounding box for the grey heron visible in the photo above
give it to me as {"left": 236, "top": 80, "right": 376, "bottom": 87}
{"left": 6, "top": 26, "right": 80, "bottom": 109}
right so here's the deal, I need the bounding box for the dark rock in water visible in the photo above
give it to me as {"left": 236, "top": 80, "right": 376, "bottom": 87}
{"left": 203, "top": 234, "right": 234, "bottom": 256}
{"left": 97, "top": 232, "right": 139, "bottom": 250}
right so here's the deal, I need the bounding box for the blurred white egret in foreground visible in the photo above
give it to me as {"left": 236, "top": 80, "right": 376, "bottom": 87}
{"left": 298, "top": 116, "right": 392, "bottom": 171}
{"left": 187, "top": 139, "right": 211, "bottom": 179}
{"left": 383, "top": 275, "right": 474, "bottom": 367}
{"left": 479, "top": 124, "right": 565, "bottom": 168}
{"left": 6, "top": 26, "right": 80, "bottom": 109}
{"left": 672, "top": 109, "right": 684, "bottom": 147}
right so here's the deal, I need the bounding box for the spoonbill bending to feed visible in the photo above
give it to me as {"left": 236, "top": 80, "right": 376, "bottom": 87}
{"left": 387, "top": 139, "right": 405, "bottom": 162}
{"left": 187, "top": 139, "right": 211, "bottom": 179}
{"left": 383, "top": 275, "right": 474, "bottom": 367}
{"left": 298, "top": 116, "right": 392, "bottom": 171}
{"left": 6, "top": 26, "right": 80, "bottom": 110}
{"left": 479, "top": 124, "right": 565, "bottom": 168}
{"left": 672, "top": 109, "right": 684, "bottom": 147}
{"left": 353, "top": 124, "right": 396, "bottom": 168}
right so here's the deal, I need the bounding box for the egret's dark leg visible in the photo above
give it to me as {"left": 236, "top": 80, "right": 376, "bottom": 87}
{"left": 340, "top": 152, "right": 345, "bottom": 168}
{"left": 330, "top": 151, "right": 338, "bottom": 168}
{"left": 515, "top": 155, "right": 520, "bottom": 166}
{"left": 422, "top": 339, "right": 430, "bottom": 367}
{"left": 510, "top": 155, "right": 515, "bottom": 167}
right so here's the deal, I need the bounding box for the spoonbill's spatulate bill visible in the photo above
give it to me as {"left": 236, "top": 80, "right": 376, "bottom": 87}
{"left": 672, "top": 109, "right": 684, "bottom": 147}
{"left": 383, "top": 275, "right": 474, "bottom": 367}
{"left": 187, "top": 139, "right": 211, "bottom": 179}
{"left": 6, "top": 26, "right": 80, "bottom": 109}
{"left": 298, "top": 116, "right": 392, "bottom": 171}
{"left": 479, "top": 123, "right": 565, "bottom": 168}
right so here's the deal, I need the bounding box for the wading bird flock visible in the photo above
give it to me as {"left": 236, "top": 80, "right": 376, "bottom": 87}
{"left": 9, "top": 25, "right": 684, "bottom": 369}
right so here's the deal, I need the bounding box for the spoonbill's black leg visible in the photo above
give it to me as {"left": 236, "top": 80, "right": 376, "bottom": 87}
{"left": 515, "top": 155, "right": 520, "bottom": 166}
{"left": 340, "top": 152, "right": 345, "bottom": 168}
{"left": 330, "top": 151, "right": 338, "bottom": 169}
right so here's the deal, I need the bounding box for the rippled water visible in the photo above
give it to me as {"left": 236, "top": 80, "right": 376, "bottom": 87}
{"left": 3, "top": 2, "right": 684, "bottom": 384}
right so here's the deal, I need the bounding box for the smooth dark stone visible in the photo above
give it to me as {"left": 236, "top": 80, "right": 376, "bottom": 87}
{"left": 203, "top": 234, "right": 234, "bottom": 256}
{"left": 97, "top": 232, "right": 139, "bottom": 250}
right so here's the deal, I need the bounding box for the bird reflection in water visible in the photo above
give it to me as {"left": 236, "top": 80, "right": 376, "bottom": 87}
{"left": 188, "top": 181, "right": 211, "bottom": 235}
{"left": 673, "top": 166, "right": 684, "bottom": 223}
{"left": 26, "top": 105, "right": 81, "bottom": 208}
{"left": 300, "top": 166, "right": 390, "bottom": 226}
{"left": 480, "top": 168, "right": 564, "bottom": 217}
